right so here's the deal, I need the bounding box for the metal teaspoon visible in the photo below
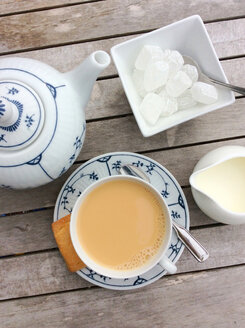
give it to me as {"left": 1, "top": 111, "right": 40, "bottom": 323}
{"left": 119, "top": 164, "right": 209, "bottom": 262}
{"left": 183, "top": 55, "right": 245, "bottom": 96}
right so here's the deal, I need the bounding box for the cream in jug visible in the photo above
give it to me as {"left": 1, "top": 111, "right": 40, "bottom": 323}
{"left": 193, "top": 157, "right": 245, "bottom": 213}
{"left": 190, "top": 145, "right": 245, "bottom": 225}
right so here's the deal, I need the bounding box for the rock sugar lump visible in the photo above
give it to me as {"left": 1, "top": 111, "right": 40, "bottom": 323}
{"left": 132, "top": 46, "right": 218, "bottom": 126}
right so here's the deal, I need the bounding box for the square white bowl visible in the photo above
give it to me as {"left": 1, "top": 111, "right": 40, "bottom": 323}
{"left": 111, "top": 15, "right": 235, "bottom": 137}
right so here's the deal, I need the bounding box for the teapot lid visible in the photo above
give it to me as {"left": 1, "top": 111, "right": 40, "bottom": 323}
{"left": 0, "top": 80, "right": 45, "bottom": 150}
{"left": 0, "top": 57, "right": 63, "bottom": 168}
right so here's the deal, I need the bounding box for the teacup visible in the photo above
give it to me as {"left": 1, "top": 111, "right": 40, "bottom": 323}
{"left": 70, "top": 175, "right": 177, "bottom": 278}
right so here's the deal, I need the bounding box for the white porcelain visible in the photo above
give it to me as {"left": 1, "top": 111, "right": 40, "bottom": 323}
{"left": 70, "top": 175, "right": 177, "bottom": 279}
{"left": 111, "top": 15, "right": 235, "bottom": 137}
{"left": 54, "top": 151, "right": 189, "bottom": 290}
{"left": 190, "top": 145, "right": 245, "bottom": 225}
{"left": 0, "top": 51, "right": 111, "bottom": 189}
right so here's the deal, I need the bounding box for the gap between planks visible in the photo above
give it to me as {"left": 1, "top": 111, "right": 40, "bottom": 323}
{"left": 1, "top": 264, "right": 245, "bottom": 328}
{"left": 1, "top": 19, "right": 245, "bottom": 81}
{"left": 2, "top": 1, "right": 245, "bottom": 54}
{"left": 0, "top": 0, "right": 105, "bottom": 18}
{"left": 1, "top": 0, "right": 245, "bottom": 22}
{"left": 0, "top": 261, "right": 244, "bottom": 304}
{"left": 0, "top": 247, "right": 58, "bottom": 261}
{"left": 2, "top": 27, "right": 245, "bottom": 58}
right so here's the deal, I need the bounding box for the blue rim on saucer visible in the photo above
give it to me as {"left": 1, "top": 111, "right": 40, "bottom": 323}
{"left": 54, "top": 152, "right": 190, "bottom": 290}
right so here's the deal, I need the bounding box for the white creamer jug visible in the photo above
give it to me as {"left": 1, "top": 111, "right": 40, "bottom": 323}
{"left": 190, "top": 145, "right": 245, "bottom": 225}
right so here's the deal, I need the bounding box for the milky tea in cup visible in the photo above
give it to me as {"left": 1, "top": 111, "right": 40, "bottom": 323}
{"left": 70, "top": 176, "right": 176, "bottom": 278}
{"left": 77, "top": 179, "right": 165, "bottom": 270}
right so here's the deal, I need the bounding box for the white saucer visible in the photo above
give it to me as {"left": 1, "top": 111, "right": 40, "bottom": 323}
{"left": 54, "top": 152, "right": 190, "bottom": 290}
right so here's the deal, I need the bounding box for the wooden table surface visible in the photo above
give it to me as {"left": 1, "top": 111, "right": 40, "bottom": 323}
{"left": 1, "top": 1, "right": 245, "bottom": 327}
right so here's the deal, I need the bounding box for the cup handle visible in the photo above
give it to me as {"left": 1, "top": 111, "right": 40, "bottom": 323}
{"left": 159, "top": 256, "right": 177, "bottom": 274}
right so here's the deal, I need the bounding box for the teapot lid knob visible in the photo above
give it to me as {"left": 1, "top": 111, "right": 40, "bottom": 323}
{"left": 0, "top": 80, "right": 45, "bottom": 150}
{"left": 0, "top": 100, "right": 18, "bottom": 126}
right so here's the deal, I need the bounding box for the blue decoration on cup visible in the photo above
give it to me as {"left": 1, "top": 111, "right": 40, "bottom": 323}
{"left": 133, "top": 276, "right": 147, "bottom": 285}
{"left": 89, "top": 172, "right": 99, "bottom": 180}
{"left": 169, "top": 241, "right": 182, "bottom": 257}
{"left": 161, "top": 183, "right": 170, "bottom": 198}
{"left": 171, "top": 210, "right": 181, "bottom": 219}
{"left": 178, "top": 194, "right": 185, "bottom": 209}
{"left": 97, "top": 156, "right": 112, "bottom": 163}
{"left": 85, "top": 268, "right": 111, "bottom": 282}
{"left": 145, "top": 163, "right": 155, "bottom": 175}
{"left": 132, "top": 160, "right": 144, "bottom": 167}
{"left": 97, "top": 156, "right": 112, "bottom": 175}
{"left": 111, "top": 160, "right": 122, "bottom": 170}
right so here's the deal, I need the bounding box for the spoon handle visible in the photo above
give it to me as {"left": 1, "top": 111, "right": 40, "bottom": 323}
{"left": 172, "top": 222, "right": 209, "bottom": 262}
{"left": 208, "top": 77, "right": 245, "bottom": 96}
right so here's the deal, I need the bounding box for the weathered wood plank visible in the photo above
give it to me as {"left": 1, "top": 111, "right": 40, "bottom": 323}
{"left": 1, "top": 0, "right": 245, "bottom": 54}
{"left": 1, "top": 224, "right": 244, "bottom": 300}
{"left": 0, "top": 164, "right": 78, "bottom": 215}
{"left": 221, "top": 58, "right": 245, "bottom": 95}
{"left": 206, "top": 18, "right": 245, "bottom": 59}
{"left": 2, "top": 18, "right": 245, "bottom": 77}
{"left": 82, "top": 98, "right": 245, "bottom": 160}
{"left": 0, "top": 188, "right": 214, "bottom": 257}
{"left": 0, "top": 208, "right": 55, "bottom": 256}
{"left": 1, "top": 137, "right": 245, "bottom": 215}
{"left": 0, "top": 0, "right": 102, "bottom": 16}
{"left": 1, "top": 264, "right": 244, "bottom": 327}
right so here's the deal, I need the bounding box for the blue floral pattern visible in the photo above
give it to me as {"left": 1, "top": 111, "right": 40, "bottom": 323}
{"left": 0, "top": 70, "right": 66, "bottom": 187}
{"left": 169, "top": 241, "right": 182, "bottom": 257}
{"left": 25, "top": 114, "right": 35, "bottom": 128}
{"left": 0, "top": 134, "right": 7, "bottom": 143}
{"left": 171, "top": 210, "right": 181, "bottom": 219}
{"left": 0, "top": 80, "right": 42, "bottom": 149}
{"left": 8, "top": 87, "right": 19, "bottom": 95}
{"left": 58, "top": 123, "right": 86, "bottom": 177}
{"left": 54, "top": 152, "right": 189, "bottom": 290}
{"left": 112, "top": 160, "right": 122, "bottom": 170}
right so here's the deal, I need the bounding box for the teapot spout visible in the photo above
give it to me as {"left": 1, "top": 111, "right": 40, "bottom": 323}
{"left": 64, "top": 50, "right": 111, "bottom": 108}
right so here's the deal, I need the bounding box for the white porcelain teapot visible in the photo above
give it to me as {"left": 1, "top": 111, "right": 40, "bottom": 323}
{"left": 0, "top": 51, "right": 110, "bottom": 189}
